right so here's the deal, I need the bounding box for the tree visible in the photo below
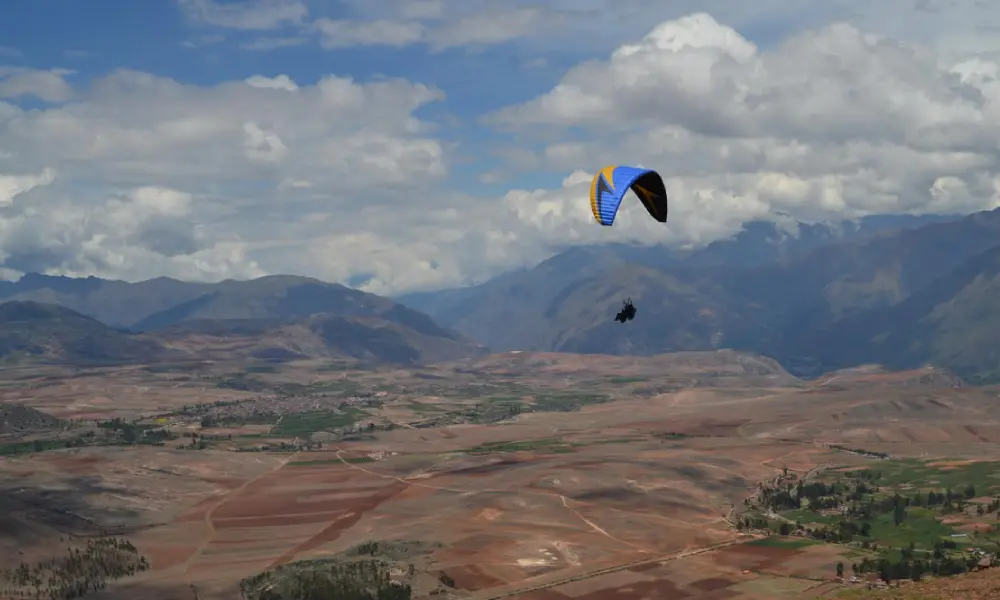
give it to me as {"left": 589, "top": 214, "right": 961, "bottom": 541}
{"left": 893, "top": 503, "right": 906, "bottom": 526}
{"left": 836, "top": 562, "right": 844, "bottom": 578}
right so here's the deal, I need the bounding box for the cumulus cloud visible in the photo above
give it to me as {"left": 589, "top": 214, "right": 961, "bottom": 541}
{"left": 177, "top": 0, "right": 1000, "bottom": 59}
{"left": 489, "top": 13, "right": 1000, "bottom": 249}
{"left": 0, "top": 68, "right": 453, "bottom": 287}
{"left": 1, "top": 69, "right": 445, "bottom": 188}
{"left": 0, "top": 67, "right": 74, "bottom": 102}
{"left": 0, "top": 168, "right": 57, "bottom": 206}
{"left": 306, "top": 0, "right": 1000, "bottom": 56}
{"left": 0, "top": 181, "right": 262, "bottom": 281}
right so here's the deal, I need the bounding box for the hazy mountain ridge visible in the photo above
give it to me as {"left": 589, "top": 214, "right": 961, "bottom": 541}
{"left": 398, "top": 214, "right": 958, "bottom": 320}
{"left": 398, "top": 210, "right": 1000, "bottom": 381}
{"left": 0, "top": 276, "right": 485, "bottom": 366}
{"left": 4, "top": 211, "right": 1000, "bottom": 376}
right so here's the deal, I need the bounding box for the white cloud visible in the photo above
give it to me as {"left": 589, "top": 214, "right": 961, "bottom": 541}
{"left": 398, "top": 0, "right": 445, "bottom": 20}
{"left": 425, "top": 8, "right": 541, "bottom": 51}
{"left": 0, "top": 180, "right": 262, "bottom": 281}
{"left": 240, "top": 36, "right": 308, "bottom": 51}
{"left": 287, "top": 0, "right": 1000, "bottom": 66}
{"left": 308, "top": 5, "right": 553, "bottom": 51}
{"left": 1, "top": 69, "right": 444, "bottom": 187}
{"left": 313, "top": 19, "right": 425, "bottom": 49}
{"left": 489, "top": 13, "right": 1000, "bottom": 250}
{"left": 178, "top": 0, "right": 307, "bottom": 30}
{"left": 0, "top": 168, "right": 57, "bottom": 206}
{"left": 181, "top": 34, "right": 225, "bottom": 49}
{"left": 0, "top": 67, "right": 73, "bottom": 102}
{"left": 244, "top": 74, "right": 297, "bottom": 90}
{"left": 0, "top": 69, "right": 453, "bottom": 287}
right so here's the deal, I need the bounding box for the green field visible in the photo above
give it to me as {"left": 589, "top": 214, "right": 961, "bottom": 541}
{"left": 777, "top": 459, "right": 1000, "bottom": 554}
{"left": 608, "top": 376, "right": 648, "bottom": 384}
{"left": 589, "top": 436, "right": 646, "bottom": 445}
{"left": 865, "top": 459, "right": 1000, "bottom": 493}
{"left": 269, "top": 408, "right": 368, "bottom": 437}
{"left": 0, "top": 438, "right": 66, "bottom": 455}
{"left": 462, "top": 438, "right": 576, "bottom": 454}
{"left": 783, "top": 508, "right": 837, "bottom": 525}
{"left": 866, "top": 508, "right": 961, "bottom": 549}
{"left": 746, "top": 536, "right": 819, "bottom": 549}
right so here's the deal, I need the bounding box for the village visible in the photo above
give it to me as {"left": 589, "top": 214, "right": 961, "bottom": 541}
{"left": 735, "top": 461, "right": 1000, "bottom": 591}
{"left": 156, "top": 387, "right": 388, "bottom": 429}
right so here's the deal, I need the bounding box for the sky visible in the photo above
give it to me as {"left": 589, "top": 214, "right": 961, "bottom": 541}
{"left": 1, "top": 0, "right": 1000, "bottom": 295}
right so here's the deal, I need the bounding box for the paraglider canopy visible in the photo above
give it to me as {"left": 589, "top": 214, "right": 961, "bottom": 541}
{"left": 589, "top": 165, "right": 668, "bottom": 226}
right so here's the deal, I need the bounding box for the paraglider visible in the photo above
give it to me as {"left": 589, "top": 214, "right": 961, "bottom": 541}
{"left": 589, "top": 165, "right": 668, "bottom": 323}
{"left": 614, "top": 298, "right": 636, "bottom": 323}
{"left": 589, "top": 165, "right": 668, "bottom": 226}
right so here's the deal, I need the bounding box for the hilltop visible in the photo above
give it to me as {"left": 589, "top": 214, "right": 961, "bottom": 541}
{"left": 0, "top": 403, "right": 62, "bottom": 434}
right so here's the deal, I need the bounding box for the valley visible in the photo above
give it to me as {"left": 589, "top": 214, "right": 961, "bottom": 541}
{"left": 3, "top": 347, "right": 1000, "bottom": 599}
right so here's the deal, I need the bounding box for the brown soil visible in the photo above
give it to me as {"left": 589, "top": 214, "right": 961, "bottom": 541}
{"left": 574, "top": 578, "right": 696, "bottom": 600}
{"left": 444, "top": 565, "right": 507, "bottom": 591}
{"left": 144, "top": 546, "right": 198, "bottom": 570}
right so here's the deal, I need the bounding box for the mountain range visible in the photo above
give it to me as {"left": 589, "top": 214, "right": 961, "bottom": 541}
{"left": 0, "top": 276, "right": 486, "bottom": 366}
{"left": 398, "top": 211, "right": 1000, "bottom": 382}
{"left": 2, "top": 210, "right": 1000, "bottom": 380}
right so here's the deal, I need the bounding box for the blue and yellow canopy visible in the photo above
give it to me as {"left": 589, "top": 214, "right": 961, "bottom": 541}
{"left": 589, "top": 165, "right": 668, "bottom": 226}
